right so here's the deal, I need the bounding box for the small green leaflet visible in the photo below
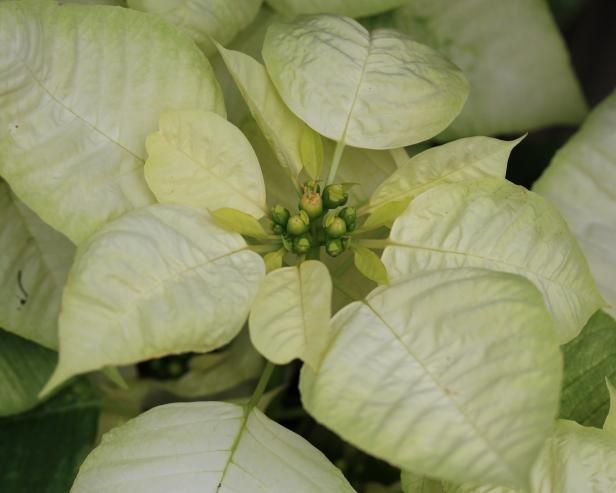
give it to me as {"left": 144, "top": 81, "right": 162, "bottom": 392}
{"left": 299, "top": 125, "right": 325, "bottom": 179}
{"left": 211, "top": 208, "right": 270, "bottom": 239}
{"left": 263, "top": 248, "right": 286, "bottom": 273}
{"left": 360, "top": 200, "right": 409, "bottom": 232}
{"left": 353, "top": 246, "right": 389, "bottom": 285}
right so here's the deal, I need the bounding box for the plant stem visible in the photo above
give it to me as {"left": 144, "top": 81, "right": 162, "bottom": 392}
{"left": 326, "top": 140, "right": 346, "bottom": 185}
{"left": 246, "top": 361, "right": 275, "bottom": 411}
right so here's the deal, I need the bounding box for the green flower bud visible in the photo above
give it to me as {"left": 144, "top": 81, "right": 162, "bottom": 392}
{"left": 299, "top": 191, "right": 323, "bottom": 219}
{"left": 341, "top": 236, "right": 351, "bottom": 250}
{"left": 326, "top": 238, "right": 344, "bottom": 257}
{"left": 272, "top": 204, "right": 290, "bottom": 226}
{"left": 272, "top": 223, "right": 284, "bottom": 235}
{"left": 303, "top": 179, "right": 321, "bottom": 193}
{"left": 323, "top": 184, "right": 348, "bottom": 209}
{"left": 338, "top": 206, "right": 357, "bottom": 231}
{"left": 281, "top": 234, "right": 293, "bottom": 252}
{"left": 293, "top": 234, "right": 312, "bottom": 254}
{"left": 325, "top": 217, "right": 347, "bottom": 238}
{"left": 287, "top": 213, "right": 309, "bottom": 235}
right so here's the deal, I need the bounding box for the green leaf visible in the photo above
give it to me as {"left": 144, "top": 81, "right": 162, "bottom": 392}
{"left": 353, "top": 246, "right": 389, "bottom": 285}
{"left": 401, "top": 471, "right": 444, "bottom": 493}
{"left": 604, "top": 379, "right": 616, "bottom": 435}
{"left": 0, "top": 180, "right": 74, "bottom": 348}
{"left": 0, "top": 1, "right": 224, "bottom": 245}
{"left": 0, "top": 328, "right": 57, "bottom": 417}
{"left": 263, "top": 248, "right": 286, "bottom": 273}
{"left": 360, "top": 200, "right": 412, "bottom": 232}
{"left": 217, "top": 44, "right": 318, "bottom": 178}
{"left": 249, "top": 260, "right": 332, "bottom": 369}
{"left": 384, "top": 178, "right": 604, "bottom": 343}
{"left": 145, "top": 110, "right": 266, "bottom": 218}
{"left": 367, "top": 136, "right": 522, "bottom": 218}
{"left": 211, "top": 207, "right": 269, "bottom": 238}
{"left": 262, "top": 15, "right": 469, "bottom": 149}
{"left": 41, "top": 205, "right": 265, "bottom": 395}
{"left": 325, "top": 252, "right": 376, "bottom": 313}
{"left": 266, "top": 0, "right": 407, "bottom": 18}
{"left": 0, "top": 378, "right": 100, "bottom": 493}
{"left": 301, "top": 268, "right": 562, "bottom": 488}
{"left": 300, "top": 124, "right": 325, "bottom": 179}
{"left": 127, "top": 0, "right": 262, "bottom": 56}
{"left": 71, "top": 401, "right": 357, "bottom": 492}
{"left": 529, "top": 420, "right": 616, "bottom": 492}
{"left": 392, "top": 0, "right": 587, "bottom": 139}
{"left": 534, "top": 89, "right": 616, "bottom": 318}
{"left": 560, "top": 310, "right": 616, "bottom": 427}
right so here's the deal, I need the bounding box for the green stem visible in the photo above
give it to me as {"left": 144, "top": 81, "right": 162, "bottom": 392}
{"left": 246, "top": 361, "right": 275, "bottom": 411}
{"left": 356, "top": 238, "right": 391, "bottom": 249}
{"left": 326, "top": 141, "right": 346, "bottom": 185}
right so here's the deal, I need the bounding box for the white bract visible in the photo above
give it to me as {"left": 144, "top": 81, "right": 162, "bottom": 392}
{"left": 301, "top": 268, "right": 562, "bottom": 488}
{"left": 0, "top": 0, "right": 224, "bottom": 244}
{"left": 72, "top": 401, "right": 358, "bottom": 493}
{"left": 534, "top": 90, "right": 616, "bottom": 318}
{"left": 383, "top": 178, "right": 603, "bottom": 343}
{"left": 42, "top": 205, "right": 265, "bottom": 395}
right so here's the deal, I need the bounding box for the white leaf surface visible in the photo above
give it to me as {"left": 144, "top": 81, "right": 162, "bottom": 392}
{"left": 42, "top": 205, "right": 264, "bottom": 394}
{"left": 0, "top": 180, "right": 74, "bottom": 349}
{"left": 534, "top": 90, "right": 616, "bottom": 318}
{"left": 0, "top": 1, "right": 224, "bottom": 244}
{"left": 249, "top": 260, "right": 332, "bottom": 369}
{"left": 72, "top": 401, "right": 357, "bottom": 492}
{"left": 384, "top": 178, "right": 604, "bottom": 343}
{"left": 301, "top": 268, "right": 562, "bottom": 488}
{"left": 392, "top": 0, "right": 587, "bottom": 139}
{"left": 263, "top": 15, "right": 468, "bottom": 149}
{"left": 145, "top": 110, "right": 266, "bottom": 218}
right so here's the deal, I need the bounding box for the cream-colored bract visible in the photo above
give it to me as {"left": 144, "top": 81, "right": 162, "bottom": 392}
{"left": 71, "top": 401, "right": 357, "bottom": 492}
{"left": 218, "top": 45, "right": 320, "bottom": 178}
{"left": 0, "top": 1, "right": 224, "bottom": 245}
{"left": 263, "top": 15, "right": 469, "bottom": 149}
{"left": 383, "top": 178, "right": 604, "bottom": 344}
{"left": 0, "top": 181, "right": 74, "bottom": 349}
{"left": 145, "top": 110, "right": 266, "bottom": 218}
{"left": 393, "top": 0, "right": 587, "bottom": 140}
{"left": 301, "top": 268, "right": 562, "bottom": 488}
{"left": 249, "top": 261, "right": 332, "bottom": 369}
{"left": 127, "top": 0, "right": 262, "bottom": 55}
{"left": 534, "top": 90, "right": 616, "bottom": 318}
{"left": 41, "top": 205, "right": 265, "bottom": 395}
{"left": 266, "top": 0, "right": 407, "bottom": 18}
{"left": 365, "top": 136, "right": 522, "bottom": 228}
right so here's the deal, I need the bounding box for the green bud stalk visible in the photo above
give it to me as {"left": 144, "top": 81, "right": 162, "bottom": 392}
{"left": 323, "top": 184, "right": 348, "bottom": 209}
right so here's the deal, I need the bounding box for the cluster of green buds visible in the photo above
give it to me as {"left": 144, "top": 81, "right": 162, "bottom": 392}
{"left": 270, "top": 181, "right": 357, "bottom": 257}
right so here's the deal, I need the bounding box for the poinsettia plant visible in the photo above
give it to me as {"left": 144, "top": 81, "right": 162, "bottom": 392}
{"left": 1, "top": 0, "right": 615, "bottom": 492}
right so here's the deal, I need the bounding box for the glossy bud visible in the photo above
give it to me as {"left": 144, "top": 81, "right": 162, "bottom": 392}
{"left": 338, "top": 207, "right": 356, "bottom": 232}
{"left": 293, "top": 234, "right": 312, "bottom": 254}
{"left": 323, "top": 184, "right": 348, "bottom": 209}
{"left": 326, "top": 217, "right": 347, "bottom": 238}
{"left": 299, "top": 191, "right": 323, "bottom": 219}
{"left": 272, "top": 204, "right": 291, "bottom": 226}
{"left": 287, "top": 214, "right": 309, "bottom": 235}
{"left": 326, "top": 238, "right": 344, "bottom": 257}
